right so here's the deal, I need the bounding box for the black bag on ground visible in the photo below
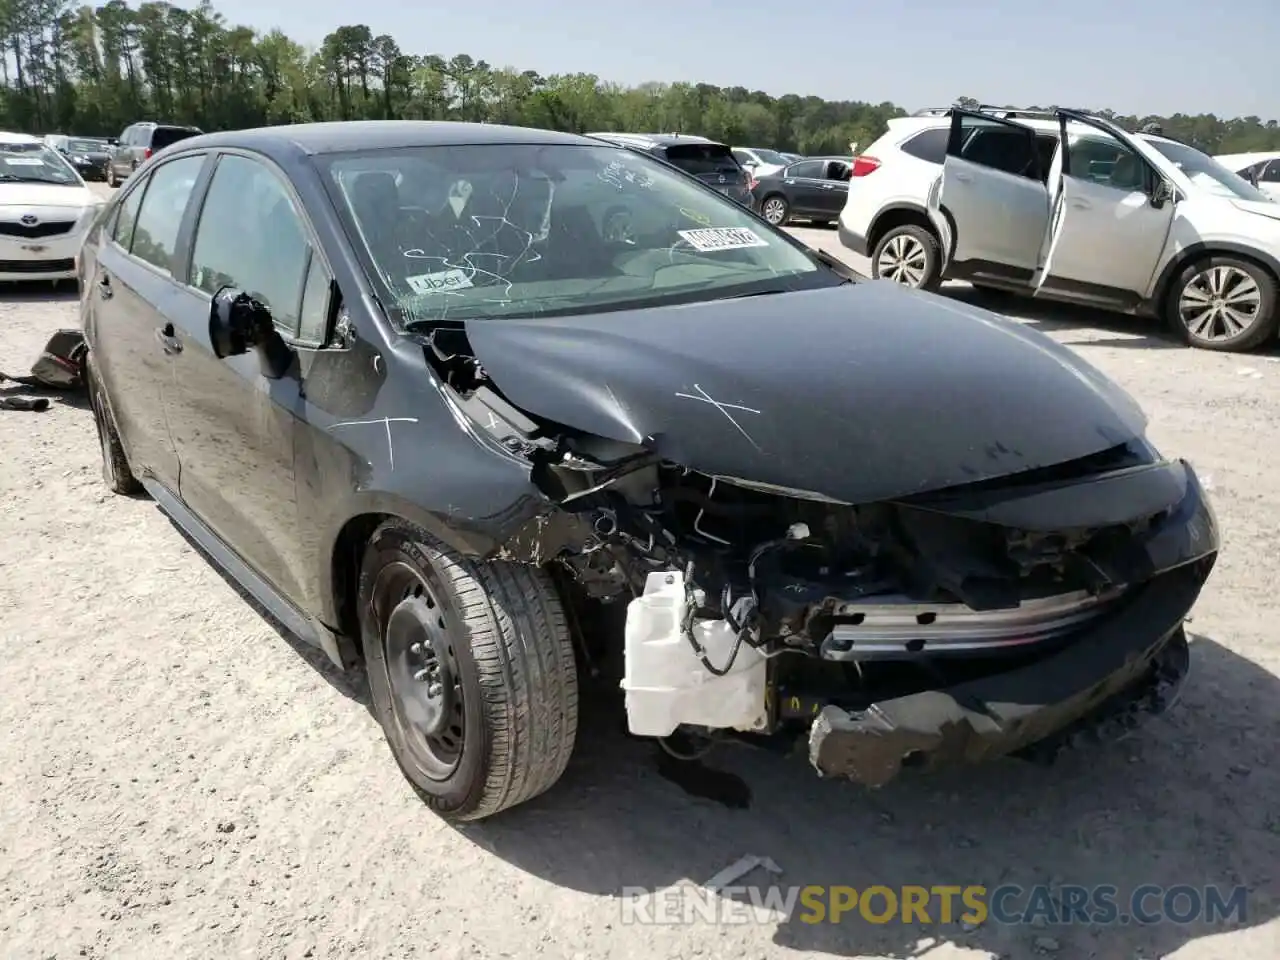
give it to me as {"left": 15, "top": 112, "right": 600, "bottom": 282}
{"left": 0, "top": 328, "right": 87, "bottom": 391}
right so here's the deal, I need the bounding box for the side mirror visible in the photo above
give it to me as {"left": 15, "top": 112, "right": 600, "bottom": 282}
{"left": 209, "top": 286, "right": 294, "bottom": 380}
{"left": 1150, "top": 179, "right": 1175, "bottom": 209}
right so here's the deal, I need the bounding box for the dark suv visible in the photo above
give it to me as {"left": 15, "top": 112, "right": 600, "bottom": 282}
{"left": 107, "top": 122, "right": 203, "bottom": 187}
{"left": 585, "top": 132, "right": 753, "bottom": 205}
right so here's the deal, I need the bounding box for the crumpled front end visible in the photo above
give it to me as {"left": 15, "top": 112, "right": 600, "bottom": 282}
{"left": 414, "top": 326, "right": 1220, "bottom": 785}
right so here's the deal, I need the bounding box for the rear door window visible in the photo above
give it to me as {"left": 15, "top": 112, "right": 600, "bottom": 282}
{"left": 663, "top": 143, "right": 740, "bottom": 176}
{"left": 785, "top": 160, "right": 823, "bottom": 179}
{"left": 957, "top": 119, "right": 1040, "bottom": 180}
{"left": 128, "top": 154, "right": 205, "bottom": 274}
{"left": 112, "top": 174, "right": 149, "bottom": 250}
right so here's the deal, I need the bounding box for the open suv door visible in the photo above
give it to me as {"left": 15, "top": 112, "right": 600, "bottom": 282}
{"left": 929, "top": 109, "right": 1053, "bottom": 285}
{"left": 1032, "top": 109, "right": 1175, "bottom": 307}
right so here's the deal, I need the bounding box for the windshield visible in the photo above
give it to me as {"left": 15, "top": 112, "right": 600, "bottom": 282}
{"left": 0, "top": 141, "right": 82, "bottom": 184}
{"left": 67, "top": 138, "right": 106, "bottom": 153}
{"left": 321, "top": 142, "right": 836, "bottom": 325}
{"left": 752, "top": 149, "right": 788, "bottom": 165}
{"left": 1147, "top": 139, "right": 1271, "bottom": 202}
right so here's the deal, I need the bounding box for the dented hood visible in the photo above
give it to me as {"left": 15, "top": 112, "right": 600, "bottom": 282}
{"left": 463, "top": 282, "right": 1148, "bottom": 505}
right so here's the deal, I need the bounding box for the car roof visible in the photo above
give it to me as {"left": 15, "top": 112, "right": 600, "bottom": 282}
{"left": 0, "top": 131, "right": 43, "bottom": 145}
{"left": 893, "top": 112, "right": 1181, "bottom": 147}
{"left": 173, "top": 121, "right": 598, "bottom": 160}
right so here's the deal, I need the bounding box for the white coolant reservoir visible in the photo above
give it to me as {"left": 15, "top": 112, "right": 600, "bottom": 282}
{"left": 621, "top": 570, "right": 769, "bottom": 738}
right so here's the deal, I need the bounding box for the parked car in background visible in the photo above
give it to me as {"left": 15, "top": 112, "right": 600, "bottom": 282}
{"left": 107, "top": 122, "right": 202, "bottom": 187}
{"left": 79, "top": 120, "right": 1217, "bottom": 823}
{"left": 751, "top": 155, "right": 852, "bottom": 226}
{"left": 0, "top": 132, "right": 105, "bottom": 284}
{"left": 1214, "top": 152, "right": 1280, "bottom": 201}
{"left": 45, "top": 134, "right": 112, "bottom": 181}
{"left": 731, "top": 146, "right": 788, "bottom": 177}
{"left": 838, "top": 105, "right": 1280, "bottom": 352}
{"left": 585, "top": 132, "right": 753, "bottom": 205}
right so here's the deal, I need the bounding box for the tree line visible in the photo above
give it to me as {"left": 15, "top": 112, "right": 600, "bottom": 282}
{"left": 2, "top": 0, "right": 1278, "bottom": 158}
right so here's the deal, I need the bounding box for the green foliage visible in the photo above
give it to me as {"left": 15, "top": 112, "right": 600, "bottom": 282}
{"left": 3, "top": 2, "right": 1278, "bottom": 156}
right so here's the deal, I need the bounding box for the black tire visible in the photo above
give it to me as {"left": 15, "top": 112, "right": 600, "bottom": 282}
{"left": 865, "top": 224, "right": 947, "bottom": 291}
{"left": 86, "top": 356, "right": 142, "bottom": 495}
{"left": 1166, "top": 255, "right": 1278, "bottom": 352}
{"left": 358, "top": 520, "right": 579, "bottom": 821}
{"left": 760, "top": 194, "right": 790, "bottom": 226}
{"left": 871, "top": 224, "right": 942, "bottom": 291}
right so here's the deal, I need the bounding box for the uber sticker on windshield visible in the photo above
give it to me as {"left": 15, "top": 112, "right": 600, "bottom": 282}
{"left": 406, "top": 269, "right": 474, "bottom": 295}
{"left": 677, "top": 227, "right": 769, "bottom": 252}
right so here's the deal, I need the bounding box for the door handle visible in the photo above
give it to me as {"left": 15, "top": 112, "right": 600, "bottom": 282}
{"left": 97, "top": 275, "right": 112, "bottom": 300}
{"left": 1070, "top": 198, "right": 1092, "bottom": 209}
{"left": 954, "top": 172, "right": 973, "bottom": 183}
{"left": 154, "top": 323, "right": 183, "bottom": 355}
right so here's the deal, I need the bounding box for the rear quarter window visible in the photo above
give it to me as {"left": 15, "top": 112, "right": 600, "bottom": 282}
{"left": 663, "top": 144, "right": 740, "bottom": 176}
{"left": 899, "top": 128, "right": 949, "bottom": 164}
{"left": 151, "top": 127, "right": 200, "bottom": 150}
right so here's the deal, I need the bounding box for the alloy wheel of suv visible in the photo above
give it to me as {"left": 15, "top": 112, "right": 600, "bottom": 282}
{"left": 1169, "top": 256, "right": 1278, "bottom": 352}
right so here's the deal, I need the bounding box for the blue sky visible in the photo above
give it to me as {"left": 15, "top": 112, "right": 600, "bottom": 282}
{"left": 212, "top": 0, "right": 1279, "bottom": 120}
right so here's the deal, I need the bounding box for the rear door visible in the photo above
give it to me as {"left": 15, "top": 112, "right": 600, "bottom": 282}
{"left": 932, "top": 109, "right": 1050, "bottom": 277}
{"left": 88, "top": 153, "right": 209, "bottom": 490}
{"left": 1034, "top": 112, "right": 1174, "bottom": 303}
{"left": 163, "top": 150, "right": 320, "bottom": 604}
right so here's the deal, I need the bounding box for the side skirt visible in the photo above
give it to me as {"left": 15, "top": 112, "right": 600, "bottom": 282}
{"left": 141, "top": 477, "right": 355, "bottom": 672}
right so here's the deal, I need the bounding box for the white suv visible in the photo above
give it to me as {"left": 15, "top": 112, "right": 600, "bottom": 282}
{"left": 838, "top": 107, "right": 1280, "bottom": 352}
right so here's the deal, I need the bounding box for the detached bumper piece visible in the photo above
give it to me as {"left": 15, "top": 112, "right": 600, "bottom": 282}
{"left": 808, "top": 460, "right": 1217, "bottom": 786}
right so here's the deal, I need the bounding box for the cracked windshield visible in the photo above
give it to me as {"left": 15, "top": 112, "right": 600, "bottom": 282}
{"left": 322, "top": 143, "right": 837, "bottom": 325}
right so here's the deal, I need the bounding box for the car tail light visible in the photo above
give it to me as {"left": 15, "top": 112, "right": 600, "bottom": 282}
{"left": 144, "top": 147, "right": 153, "bottom": 160}
{"left": 850, "top": 156, "right": 881, "bottom": 177}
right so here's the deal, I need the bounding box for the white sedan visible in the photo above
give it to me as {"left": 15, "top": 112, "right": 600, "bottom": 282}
{"left": 0, "top": 131, "right": 106, "bottom": 284}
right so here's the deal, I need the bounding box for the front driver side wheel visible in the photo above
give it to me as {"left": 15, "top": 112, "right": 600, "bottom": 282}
{"left": 1168, "top": 256, "right": 1278, "bottom": 352}
{"left": 358, "top": 520, "right": 579, "bottom": 821}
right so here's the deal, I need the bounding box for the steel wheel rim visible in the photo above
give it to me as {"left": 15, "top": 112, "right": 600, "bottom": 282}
{"left": 877, "top": 234, "right": 928, "bottom": 287}
{"left": 373, "top": 561, "right": 465, "bottom": 780}
{"left": 1178, "top": 265, "right": 1262, "bottom": 342}
{"left": 763, "top": 198, "right": 786, "bottom": 224}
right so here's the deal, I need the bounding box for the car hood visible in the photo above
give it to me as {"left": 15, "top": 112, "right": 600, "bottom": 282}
{"left": 463, "top": 282, "right": 1149, "bottom": 505}
{"left": 1230, "top": 198, "right": 1280, "bottom": 221}
{"left": 0, "top": 183, "right": 95, "bottom": 208}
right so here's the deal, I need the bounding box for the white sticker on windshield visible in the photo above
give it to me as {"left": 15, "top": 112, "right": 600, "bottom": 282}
{"left": 4, "top": 157, "right": 44, "bottom": 166}
{"left": 678, "top": 227, "right": 769, "bottom": 252}
{"left": 406, "top": 269, "right": 474, "bottom": 295}
{"left": 447, "top": 179, "right": 473, "bottom": 219}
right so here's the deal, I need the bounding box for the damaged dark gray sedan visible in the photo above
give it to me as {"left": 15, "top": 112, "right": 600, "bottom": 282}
{"left": 79, "top": 121, "right": 1219, "bottom": 821}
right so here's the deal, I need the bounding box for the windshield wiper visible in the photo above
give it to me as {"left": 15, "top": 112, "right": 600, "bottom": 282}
{"left": 0, "top": 174, "right": 71, "bottom": 184}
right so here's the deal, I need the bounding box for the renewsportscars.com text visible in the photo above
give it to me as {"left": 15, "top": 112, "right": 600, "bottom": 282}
{"left": 620, "top": 883, "right": 1249, "bottom": 927}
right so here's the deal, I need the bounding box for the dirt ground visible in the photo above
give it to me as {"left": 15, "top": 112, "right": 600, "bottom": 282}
{"left": 0, "top": 196, "right": 1277, "bottom": 959}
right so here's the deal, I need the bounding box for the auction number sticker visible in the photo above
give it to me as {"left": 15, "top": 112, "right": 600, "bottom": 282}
{"left": 406, "top": 269, "right": 474, "bottom": 294}
{"left": 677, "top": 227, "right": 769, "bottom": 252}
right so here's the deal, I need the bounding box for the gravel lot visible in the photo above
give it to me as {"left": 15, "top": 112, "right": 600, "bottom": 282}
{"left": 1, "top": 188, "right": 1277, "bottom": 960}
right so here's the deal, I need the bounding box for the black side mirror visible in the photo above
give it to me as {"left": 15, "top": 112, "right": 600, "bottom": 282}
{"left": 209, "top": 286, "right": 294, "bottom": 380}
{"left": 1150, "top": 179, "right": 1174, "bottom": 209}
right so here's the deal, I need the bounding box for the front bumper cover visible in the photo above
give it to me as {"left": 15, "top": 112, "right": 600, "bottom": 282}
{"left": 807, "top": 462, "right": 1217, "bottom": 786}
